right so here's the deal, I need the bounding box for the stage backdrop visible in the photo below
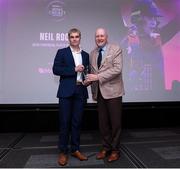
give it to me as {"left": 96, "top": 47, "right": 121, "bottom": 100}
{"left": 0, "top": 0, "right": 180, "bottom": 104}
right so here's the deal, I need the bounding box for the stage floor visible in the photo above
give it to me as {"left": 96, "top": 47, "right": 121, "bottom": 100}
{"left": 1, "top": 128, "right": 180, "bottom": 168}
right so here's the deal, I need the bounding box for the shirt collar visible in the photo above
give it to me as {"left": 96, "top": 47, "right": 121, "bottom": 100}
{"left": 70, "top": 46, "right": 82, "bottom": 54}
{"left": 98, "top": 45, "right": 106, "bottom": 52}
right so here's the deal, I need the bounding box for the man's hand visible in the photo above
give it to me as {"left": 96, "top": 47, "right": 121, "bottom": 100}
{"left": 82, "top": 79, "right": 92, "bottom": 86}
{"left": 75, "top": 64, "right": 84, "bottom": 72}
{"left": 86, "top": 74, "right": 99, "bottom": 81}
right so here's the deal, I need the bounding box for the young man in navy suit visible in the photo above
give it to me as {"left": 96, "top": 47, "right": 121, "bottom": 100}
{"left": 53, "top": 28, "right": 89, "bottom": 166}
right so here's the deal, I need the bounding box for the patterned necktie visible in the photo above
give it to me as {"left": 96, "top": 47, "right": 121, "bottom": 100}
{"left": 97, "top": 48, "right": 102, "bottom": 69}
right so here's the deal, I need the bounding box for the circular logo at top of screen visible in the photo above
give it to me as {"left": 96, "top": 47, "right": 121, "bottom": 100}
{"left": 47, "top": 0, "right": 66, "bottom": 22}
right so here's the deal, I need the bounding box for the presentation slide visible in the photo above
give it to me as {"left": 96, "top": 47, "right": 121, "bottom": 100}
{"left": 0, "top": 0, "right": 180, "bottom": 104}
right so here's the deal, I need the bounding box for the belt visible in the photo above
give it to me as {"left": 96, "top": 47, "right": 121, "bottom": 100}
{"left": 76, "top": 81, "right": 83, "bottom": 85}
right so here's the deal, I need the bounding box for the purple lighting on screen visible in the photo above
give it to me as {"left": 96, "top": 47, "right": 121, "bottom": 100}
{"left": 38, "top": 68, "right": 52, "bottom": 74}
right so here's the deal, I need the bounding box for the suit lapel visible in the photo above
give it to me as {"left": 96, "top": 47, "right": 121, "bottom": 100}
{"left": 92, "top": 49, "right": 99, "bottom": 71}
{"left": 67, "top": 46, "right": 75, "bottom": 66}
{"left": 81, "top": 51, "right": 85, "bottom": 66}
{"left": 99, "top": 44, "right": 110, "bottom": 69}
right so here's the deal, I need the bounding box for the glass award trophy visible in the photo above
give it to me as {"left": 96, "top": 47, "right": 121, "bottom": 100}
{"left": 82, "top": 65, "right": 89, "bottom": 81}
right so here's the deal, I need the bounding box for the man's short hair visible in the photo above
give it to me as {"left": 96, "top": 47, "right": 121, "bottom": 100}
{"left": 68, "top": 28, "right": 81, "bottom": 38}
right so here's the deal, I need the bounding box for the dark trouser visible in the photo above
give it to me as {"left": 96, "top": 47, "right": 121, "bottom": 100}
{"left": 58, "top": 86, "right": 86, "bottom": 154}
{"left": 98, "top": 90, "right": 122, "bottom": 152}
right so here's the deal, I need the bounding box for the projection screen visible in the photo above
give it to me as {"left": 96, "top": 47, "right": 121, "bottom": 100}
{"left": 0, "top": 0, "right": 180, "bottom": 104}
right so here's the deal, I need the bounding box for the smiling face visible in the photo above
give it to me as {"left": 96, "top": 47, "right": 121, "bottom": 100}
{"left": 95, "top": 28, "right": 108, "bottom": 48}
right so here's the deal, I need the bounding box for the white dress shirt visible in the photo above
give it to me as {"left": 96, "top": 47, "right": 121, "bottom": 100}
{"left": 70, "top": 47, "right": 83, "bottom": 82}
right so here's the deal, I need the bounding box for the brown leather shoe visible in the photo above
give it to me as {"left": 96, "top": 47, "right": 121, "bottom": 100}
{"left": 58, "top": 153, "right": 68, "bottom": 166}
{"left": 96, "top": 150, "right": 107, "bottom": 160}
{"left": 107, "top": 151, "right": 120, "bottom": 162}
{"left": 71, "top": 150, "right": 88, "bottom": 161}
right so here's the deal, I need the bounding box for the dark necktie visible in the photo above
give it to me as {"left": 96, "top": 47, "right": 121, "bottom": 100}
{"left": 97, "top": 48, "right": 102, "bottom": 69}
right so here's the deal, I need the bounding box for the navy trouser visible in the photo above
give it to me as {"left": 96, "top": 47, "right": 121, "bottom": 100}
{"left": 58, "top": 85, "right": 86, "bottom": 153}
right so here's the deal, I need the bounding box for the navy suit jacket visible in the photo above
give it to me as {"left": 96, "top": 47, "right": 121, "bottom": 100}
{"left": 53, "top": 46, "right": 89, "bottom": 98}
